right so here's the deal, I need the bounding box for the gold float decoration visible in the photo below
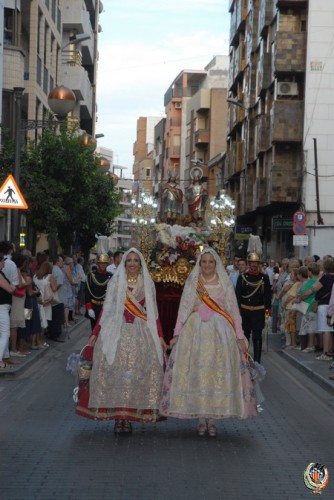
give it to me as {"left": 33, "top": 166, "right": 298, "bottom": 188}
{"left": 206, "top": 191, "right": 236, "bottom": 263}
{"left": 131, "top": 192, "right": 158, "bottom": 263}
{"left": 149, "top": 257, "right": 193, "bottom": 286}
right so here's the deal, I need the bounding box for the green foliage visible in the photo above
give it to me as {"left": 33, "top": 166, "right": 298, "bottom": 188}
{"left": 19, "top": 126, "right": 121, "bottom": 254}
{"left": 0, "top": 127, "right": 15, "bottom": 182}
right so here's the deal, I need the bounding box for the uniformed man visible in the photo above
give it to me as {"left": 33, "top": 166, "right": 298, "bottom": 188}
{"left": 85, "top": 254, "right": 112, "bottom": 329}
{"left": 235, "top": 252, "right": 271, "bottom": 363}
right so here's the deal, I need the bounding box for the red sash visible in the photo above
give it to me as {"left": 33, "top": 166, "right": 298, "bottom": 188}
{"left": 124, "top": 293, "right": 147, "bottom": 321}
{"left": 196, "top": 279, "right": 235, "bottom": 330}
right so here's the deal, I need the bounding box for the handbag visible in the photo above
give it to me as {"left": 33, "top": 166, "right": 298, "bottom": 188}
{"left": 14, "top": 286, "right": 26, "bottom": 298}
{"left": 291, "top": 301, "right": 309, "bottom": 315}
{"left": 24, "top": 308, "right": 33, "bottom": 320}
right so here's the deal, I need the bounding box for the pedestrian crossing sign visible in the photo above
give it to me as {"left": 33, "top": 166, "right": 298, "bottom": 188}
{"left": 0, "top": 174, "right": 28, "bottom": 209}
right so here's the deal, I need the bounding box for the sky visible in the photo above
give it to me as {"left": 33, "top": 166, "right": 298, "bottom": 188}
{"left": 95, "top": 0, "right": 230, "bottom": 176}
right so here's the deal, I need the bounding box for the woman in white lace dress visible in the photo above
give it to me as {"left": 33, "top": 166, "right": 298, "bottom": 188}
{"left": 76, "top": 248, "right": 167, "bottom": 434}
{"left": 160, "top": 247, "right": 258, "bottom": 437}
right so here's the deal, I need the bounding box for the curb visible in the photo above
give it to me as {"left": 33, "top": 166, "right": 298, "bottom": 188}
{"left": 0, "top": 318, "right": 87, "bottom": 379}
{"left": 280, "top": 349, "right": 334, "bottom": 396}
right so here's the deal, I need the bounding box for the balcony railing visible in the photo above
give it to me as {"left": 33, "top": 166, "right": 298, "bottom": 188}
{"left": 194, "top": 129, "right": 209, "bottom": 146}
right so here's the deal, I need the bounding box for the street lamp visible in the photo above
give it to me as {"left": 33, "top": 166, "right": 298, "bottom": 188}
{"left": 48, "top": 85, "right": 77, "bottom": 119}
{"left": 131, "top": 192, "right": 158, "bottom": 262}
{"left": 227, "top": 97, "right": 244, "bottom": 108}
{"left": 207, "top": 190, "right": 236, "bottom": 262}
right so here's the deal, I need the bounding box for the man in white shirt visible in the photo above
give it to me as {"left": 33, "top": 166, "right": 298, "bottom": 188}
{"left": 265, "top": 259, "right": 275, "bottom": 286}
{"left": 0, "top": 241, "right": 19, "bottom": 363}
{"left": 107, "top": 251, "right": 124, "bottom": 275}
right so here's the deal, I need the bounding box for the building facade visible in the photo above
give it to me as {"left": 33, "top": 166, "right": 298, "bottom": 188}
{"left": 132, "top": 115, "right": 161, "bottom": 194}
{"left": 1, "top": 0, "right": 103, "bottom": 239}
{"left": 153, "top": 55, "right": 229, "bottom": 217}
{"left": 227, "top": 0, "right": 334, "bottom": 260}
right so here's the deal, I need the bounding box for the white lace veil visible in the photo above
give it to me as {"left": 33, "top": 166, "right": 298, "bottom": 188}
{"left": 99, "top": 247, "right": 163, "bottom": 366}
{"left": 176, "top": 246, "right": 241, "bottom": 326}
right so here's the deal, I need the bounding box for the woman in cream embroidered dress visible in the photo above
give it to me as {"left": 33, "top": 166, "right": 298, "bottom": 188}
{"left": 160, "top": 247, "right": 258, "bottom": 437}
{"left": 76, "top": 248, "right": 167, "bottom": 433}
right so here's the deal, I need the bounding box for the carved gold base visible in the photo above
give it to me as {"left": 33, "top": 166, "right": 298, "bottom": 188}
{"left": 149, "top": 257, "right": 193, "bottom": 286}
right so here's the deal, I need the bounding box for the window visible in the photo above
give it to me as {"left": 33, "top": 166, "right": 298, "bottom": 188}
{"left": 4, "top": 8, "right": 14, "bottom": 45}
{"left": 145, "top": 168, "right": 151, "bottom": 179}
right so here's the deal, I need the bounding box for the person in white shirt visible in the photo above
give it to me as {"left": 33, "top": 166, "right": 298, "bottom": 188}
{"left": 107, "top": 251, "right": 124, "bottom": 275}
{"left": 265, "top": 259, "right": 276, "bottom": 286}
{"left": 0, "top": 241, "right": 19, "bottom": 363}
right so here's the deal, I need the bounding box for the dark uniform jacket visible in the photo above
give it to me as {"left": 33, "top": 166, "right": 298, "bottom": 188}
{"left": 235, "top": 271, "right": 271, "bottom": 330}
{"left": 85, "top": 270, "right": 112, "bottom": 324}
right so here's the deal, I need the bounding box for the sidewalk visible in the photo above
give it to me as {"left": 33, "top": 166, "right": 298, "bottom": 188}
{"left": 0, "top": 316, "right": 87, "bottom": 379}
{"left": 269, "top": 331, "right": 334, "bottom": 395}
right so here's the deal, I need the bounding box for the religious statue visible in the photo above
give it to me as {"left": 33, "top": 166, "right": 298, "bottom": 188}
{"left": 161, "top": 172, "right": 183, "bottom": 224}
{"left": 185, "top": 166, "right": 208, "bottom": 225}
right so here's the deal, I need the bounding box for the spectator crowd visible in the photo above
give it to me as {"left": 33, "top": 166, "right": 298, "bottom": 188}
{"left": 0, "top": 242, "right": 120, "bottom": 371}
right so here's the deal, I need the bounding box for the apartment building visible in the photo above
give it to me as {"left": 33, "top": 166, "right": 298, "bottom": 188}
{"left": 185, "top": 56, "right": 229, "bottom": 198}
{"left": 1, "top": 0, "right": 103, "bottom": 238}
{"left": 1, "top": 0, "right": 101, "bottom": 143}
{"left": 132, "top": 116, "right": 161, "bottom": 195}
{"left": 108, "top": 166, "right": 132, "bottom": 253}
{"left": 155, "top": 55, "right": 229, "bottom": 217}
{"left": 227, "top": 0, "right": 334, "bottom": 259}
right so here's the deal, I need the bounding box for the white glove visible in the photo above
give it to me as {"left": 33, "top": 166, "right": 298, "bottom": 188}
{"left": 87, "top": 309, "right": 95, "bottom": 320}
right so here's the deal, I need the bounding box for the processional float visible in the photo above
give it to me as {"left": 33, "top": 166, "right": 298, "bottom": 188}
{"left": 130, "top": 172, "right": 236, "bottom": 343}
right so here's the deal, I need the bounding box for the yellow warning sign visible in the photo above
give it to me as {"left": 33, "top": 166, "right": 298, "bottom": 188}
{"left": 0, "top": 174, "right": 28, "bottom": 209}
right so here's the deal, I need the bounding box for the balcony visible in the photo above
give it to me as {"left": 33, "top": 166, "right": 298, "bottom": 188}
{"left": 246, "top": 118, "right": 256, "bottom": 164}
{"left": 229, "top": 0, "right": 248, "bottom": 47}
{"left": 255, "top": 114, "right": 270, "bottom": 154}
{"left": 3, "top": 46, "right": 25, "bottom": 88}
{"left": 230, "top": 42, "right": 246, "bottom": 84}
{"left": 257, "top": 52, "right": 272, "bottom": 95}
{"left": 276, "top": 0, "right": 307, "bottom": 6}
{"left": 227, "top": 100, "right": 245, "bottom": 134}
{"left": 270, "top": 100, "right": 303, "bottom": 142}
{"left": 187, "top": 88, "right": 210, "bottom": 114}
{"left": 228, "top": 140, "right": 245, "bottom": 176}
{"left": 194, "top": 129, "right": 209, "bottom": 146}
{"left": 258, "top": 0, "right": 275, "bottom": 36}
{"left": 245, "top": 13, "right": 259, "bottom": 59}
{"left": 62, "top": 0, "right": 93, "bottom": 34}
{"left": 61, "top": 61, "right": 93, "bottom": 117}
{"left": 235, "top": 141, "right": 244, "bottom": 172}
{"left": 272, "top": 32, "right": 307, "bottom": 74}
{"left": 253, "top": 177, "right": 268, "bottom": 209}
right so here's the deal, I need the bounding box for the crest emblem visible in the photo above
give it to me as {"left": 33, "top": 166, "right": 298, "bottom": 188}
{"left": 304, "top": 463, "right": 329, "bottom": 494}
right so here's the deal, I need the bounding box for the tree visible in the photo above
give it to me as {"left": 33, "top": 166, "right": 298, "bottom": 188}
{"left": 20, "top": 125, "right": 121, "bottom": 258}
{"left": 0, "top": 128, "right": 15, "bottom": 182}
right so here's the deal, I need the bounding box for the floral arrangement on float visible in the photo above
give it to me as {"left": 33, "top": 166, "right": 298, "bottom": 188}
{"left": 148, "top": 224, "right": 208, "bottom": 286}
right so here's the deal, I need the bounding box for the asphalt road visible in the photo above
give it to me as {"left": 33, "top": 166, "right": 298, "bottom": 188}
{"left": 1, "top": 323, "right": 333, "bottom": 500}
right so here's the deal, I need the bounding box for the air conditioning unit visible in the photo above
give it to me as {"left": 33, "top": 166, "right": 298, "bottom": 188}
{"left": 175, "top": 102, "right": 182, "bottom": 109}
{"left": 277, "top": 81, "right": 299, "bottom": 96}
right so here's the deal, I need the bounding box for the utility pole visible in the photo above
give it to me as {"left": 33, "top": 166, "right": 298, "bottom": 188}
{"left": 313, "top": 138, "right": 324, "bottom": 225}
{"left": 11, "top": 86, "right": 25, "bottom": 245}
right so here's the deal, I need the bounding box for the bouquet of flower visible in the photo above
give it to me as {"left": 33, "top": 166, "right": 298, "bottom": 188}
{"left": 149, "top": 224, "right": 206, "bottom": 268}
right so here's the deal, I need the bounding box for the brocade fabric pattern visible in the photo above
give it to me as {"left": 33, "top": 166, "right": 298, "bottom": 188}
{"left": 87, "top": 286, "right": 164, "bottom": 422}
{"left": 160, "top": 282, "right": 258, "bottom": 419}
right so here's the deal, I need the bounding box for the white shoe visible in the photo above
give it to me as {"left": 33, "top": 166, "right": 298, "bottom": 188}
{"left": 10, "top": 351, "right": 26, "bottom": 357}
